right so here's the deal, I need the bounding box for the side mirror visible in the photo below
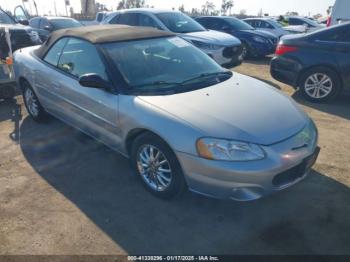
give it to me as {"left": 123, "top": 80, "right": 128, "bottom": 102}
{"left": 79, "top": 74, "right": 111, "bottom": 89}
{"left": 18, "top": 19, "right": 29, "bottom": 26}
{"left": 44, "top": 25, "right": 53, "bottom": 32}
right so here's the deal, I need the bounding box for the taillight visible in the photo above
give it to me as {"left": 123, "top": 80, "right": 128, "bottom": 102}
{"left": 326, "top": 16, "right": 331, "bottom": 27}
{"left": 275, "top": 45, "right": 298, "bottom": 56}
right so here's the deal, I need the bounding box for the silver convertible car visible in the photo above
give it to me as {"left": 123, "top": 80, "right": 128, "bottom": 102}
{"left": 14, "top": 25, "right": 320, "bottom": 201}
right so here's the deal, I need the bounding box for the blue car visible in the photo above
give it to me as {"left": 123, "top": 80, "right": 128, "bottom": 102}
{"left": 271, "top": 23, "right": 350, "bottom": 103}
{"left": 196, "top": 16, "right": 278, "bottom": 59}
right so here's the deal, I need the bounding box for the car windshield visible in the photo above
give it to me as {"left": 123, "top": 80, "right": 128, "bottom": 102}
{"left": 103, "top": 36, "right": 230, "bottom": 93}
{"left": 224, "top": 17, "right": 254, "bottom": 30}
{"left": 300, "top": 17, "right": 320, "bottom": 27}
{"left": 51, "top": 19, "right": 82, "bottom": 30}
{"left": 156, "top": 12, "right": 205, "bottom": 33}
{"left": 0, "top": 10, "right": 16, "bottom": 24}
{"left": 268, "top": 19, "right": 283, "bottom": 28}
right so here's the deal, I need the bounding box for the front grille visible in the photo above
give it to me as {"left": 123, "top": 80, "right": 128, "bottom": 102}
{"left": 223, "top": 45, "right": 242, "bottom": 58}
{"left": 272, "top": 162, "right": 306, "bottom": 188}
{"left": 9, "top": 30, "right": 34, "bottom": 51}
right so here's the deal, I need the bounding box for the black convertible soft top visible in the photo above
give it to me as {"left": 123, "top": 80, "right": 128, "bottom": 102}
{"left": 35, "top": 24, "right": 174, "bottom": 59}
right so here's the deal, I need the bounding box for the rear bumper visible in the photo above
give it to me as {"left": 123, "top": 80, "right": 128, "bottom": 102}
{"left": 270, "top": 56, "right": 301, "bottom": 87}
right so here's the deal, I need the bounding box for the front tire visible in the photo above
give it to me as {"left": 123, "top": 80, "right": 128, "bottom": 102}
{"left": 131, "top": 133, "right": 186, "bottom": 199}
{"left": 22, "top": 81, "right": 48, "bottom": 122}
{"left": 299, "top": 67, "right": 341, "bottom": 103}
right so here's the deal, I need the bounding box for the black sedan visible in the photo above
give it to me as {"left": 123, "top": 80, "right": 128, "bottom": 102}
{"left": 271, "top": 23, "right": 350, "bottom": 102}
{"left": 29, "top": 17, "right": 83, "bottom": 42}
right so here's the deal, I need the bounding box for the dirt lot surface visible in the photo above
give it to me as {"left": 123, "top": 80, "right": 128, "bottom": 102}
{"left": 0, "top": 58, "right": 349, "bottom": 255}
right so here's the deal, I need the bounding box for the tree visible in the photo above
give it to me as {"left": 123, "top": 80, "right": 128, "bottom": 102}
{"left": 178, "top": 4, "right": 185, "bottom": 13}
{"left": 190, "top": 8, "right": 200, "bottom": 16}
{"left": 221, "top": 0, "right": 234, "bottom": 16}
{"left": 117, "top": 0, "right": 145, "bottom": 10}
{"left": 201, "top": 1, "right": 215, "bottom": 15}
{"left": 286, "top": 11, "right": 299, "bottom": 16}
{"left": 239, "top": 9, "right": 247, "bottom": 17}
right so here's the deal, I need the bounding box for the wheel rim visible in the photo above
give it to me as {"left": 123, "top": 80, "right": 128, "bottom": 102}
{"left": 24, "top": 88, "right": 39, "bottom": 117}
{"left": 137, "top": 144, "right": 172, "bottom": 192}
{"left": 241, "top": 44, "right": 248, "bottom": 59}
{"left": 304, "top": 73, "right": 333, "bottom": 99}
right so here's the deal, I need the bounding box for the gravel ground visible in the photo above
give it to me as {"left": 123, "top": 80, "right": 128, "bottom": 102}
{"left": 0, "top": 58, "right": 349, "bottom": 255}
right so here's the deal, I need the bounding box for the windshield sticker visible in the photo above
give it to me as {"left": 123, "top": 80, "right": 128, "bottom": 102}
{"left": 168, "top": 38, "right": 190, "bottom": 48}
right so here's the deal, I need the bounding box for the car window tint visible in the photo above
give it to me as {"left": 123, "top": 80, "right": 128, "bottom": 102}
{"left": 43, "top": 38, "right": 68, "bottom": 66}
{"left": 261, "top": 21, "right": 272, "bottom": 29}
{"left": 289, "top": 18, "right": 303, "bottom": 25}
{"left": 138, "top": 13, "right": 159, "bottom": 28}
{"left": 40, "top": 19, "right": 50, "bottom": 29}
{"left": 202, "top": 18, "right": 225, "bottom": 30}
{"left": 97, "top": 13, "right": 104, "bottom": 22}
{"left": 196, "top": 18, "right": 208, "bottom": 27}
{"left": 29, "top": 18, "right": 40, "bottom": 28}
{"left": 109, "top": 14, "right": 119, "bottom": 24}
{"left": 118, "top": 13, "right": 138, "bottom": 26}
{"left": 57, "top": 38, "right": 108, "bottom": 81}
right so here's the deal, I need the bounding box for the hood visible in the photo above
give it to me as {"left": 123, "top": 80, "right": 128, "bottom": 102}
{"left": 181, "top": 30, "right": 241, "bottom": 46}
{"left": 138, "top": 74, "right": 308, "bottom": 145}
{"left": 240, "top": 29, "right": 276, "bottom": 39}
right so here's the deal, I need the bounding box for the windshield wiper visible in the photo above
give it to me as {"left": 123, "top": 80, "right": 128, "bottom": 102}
{"left": 180, "top": 71, "right": 233, "bottom": 85}
{"left": 132, "top": 71, "right": 233, "bottom": 90}
{"left": 132, "top": 80, "right": 181, "bottom": 89}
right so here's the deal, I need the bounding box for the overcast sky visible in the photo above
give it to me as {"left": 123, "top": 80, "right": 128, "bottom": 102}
{"left": 1, "top": 0, "right": 335, "bottom": 16}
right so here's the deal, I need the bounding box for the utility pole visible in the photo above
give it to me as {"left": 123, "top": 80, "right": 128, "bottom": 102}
{"left": 64, "top": 0, "right": 70, "bottom": 17}
{"left": 33, "top": 0, "right": 38, "bottom": 16}
{"left": 54, "top": 0, "right": 57, "bottom": 16}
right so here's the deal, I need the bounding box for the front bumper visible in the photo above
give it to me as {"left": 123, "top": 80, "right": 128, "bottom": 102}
{"left": 204, "top": 45, "right": 243, "bottom": 68}
{"left": 249, "top": 41, "right": 277, "bottom": 57}
{"left": 176, "top": 132, "right": 319, "bottom": 201}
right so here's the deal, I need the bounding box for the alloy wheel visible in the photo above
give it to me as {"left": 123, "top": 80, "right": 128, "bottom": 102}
{"left": 137, "top": 144, "right": 172, "bottom": 192}
{"left": 304, "top": 73, "right": 333, "bottom": 99}
{"left": 24, "top": 88, "right": 39, "bottom": 117}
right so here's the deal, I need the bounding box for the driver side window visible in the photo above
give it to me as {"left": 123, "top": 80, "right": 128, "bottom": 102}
{"left": 57, "top": 38, "right": 109, "bottom": 81}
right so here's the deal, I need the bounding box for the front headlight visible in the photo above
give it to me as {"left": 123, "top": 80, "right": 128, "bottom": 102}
{"left": 196, "top": 138, "right": 265, "bottom": 161}
{"left": 252, "top": 36, "right": 268, "bottom": 43}
{"left": 191, "top": 40, "right": 222, "bottom": 50}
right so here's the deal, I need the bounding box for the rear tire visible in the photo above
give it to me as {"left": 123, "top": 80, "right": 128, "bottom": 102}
{"left": 130, "top": 132, "right": 186, "bottom": 199}
{"left": 299, "top": 67, "right": 341, "bottom": 103}
{"left": 241, "top": 42, "right": 250, "bottom": 59}
{"left": 22, "top": 81, "right": 48, "bottom": 122}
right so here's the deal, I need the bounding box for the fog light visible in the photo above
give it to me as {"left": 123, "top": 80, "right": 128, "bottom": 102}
{"left": 230, "top": 186, "right": 265, "bottom": 201}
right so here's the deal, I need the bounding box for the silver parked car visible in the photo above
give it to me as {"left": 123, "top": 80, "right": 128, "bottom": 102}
{"left": 103, "top": 9, "right": 243, "bottom": 68}
{"left": 243, "top": 18, "right": 305, "bottom": 38}
{"left": 14, "top": 25, "right": 320, "bottom": 201}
